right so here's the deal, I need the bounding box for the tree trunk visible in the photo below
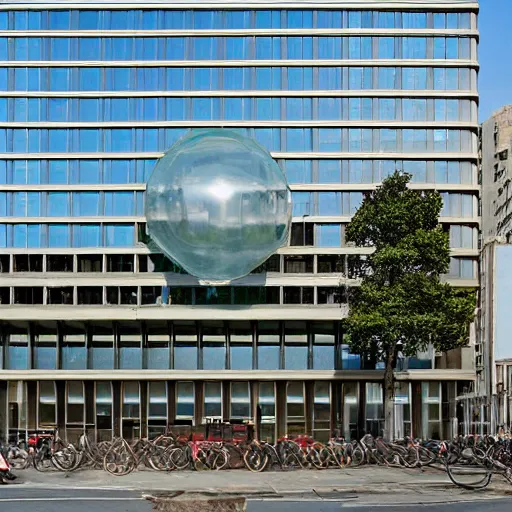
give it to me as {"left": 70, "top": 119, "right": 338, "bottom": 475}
{"left": 382, "top": 347, "right": 395, "bottom": 441}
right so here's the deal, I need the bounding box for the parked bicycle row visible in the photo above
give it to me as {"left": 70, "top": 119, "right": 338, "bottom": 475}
{"left": 2, "top": 427, "right": 511, "bottom": 486}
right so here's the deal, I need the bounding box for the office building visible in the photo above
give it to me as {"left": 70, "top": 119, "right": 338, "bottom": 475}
{"left": 0, "top": 0, "right": 479, "bottom": 443}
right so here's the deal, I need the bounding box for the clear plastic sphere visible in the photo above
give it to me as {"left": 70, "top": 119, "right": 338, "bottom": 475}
{"left": 145, "top": 129, "right": 292, "bottom": 281}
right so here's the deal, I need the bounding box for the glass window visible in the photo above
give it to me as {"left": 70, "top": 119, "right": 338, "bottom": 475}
{"left": 291, "top": 192, "right": 311, "bottom": 216}
{"left": 119, "top": 336, "right": 142, "bottom": 370}
{"left": 204, "top": 381, "right": 222, "bottom": 419}
{"left": 48, "top": 224, "right": 68, "bottom": 249}
{"left": 230, "top": 382, "right": 251, "bottom": 419}
{"left": 366, "top": 382, "right": 384, "bottom": 437}
{"left": 79, "top": 68, "right": 100, "bottom": 91}
{"left": 203, "top": 328, "right": 226, "bottom": 370}
{"left": 378, "top": 37, "right": 395, "bottom": 59}
{"left": 105, "top": 192, "right": 134, "bottom": 216}
{"left": 286, "top": 381, "right": 305, "bottom": 435}
{"left": 285, "top": 160, "right": 312, "bottom": 184}
{"left": 48, "top": 192, "right": 69, "bottom": 217}
{"left": 90, "top": 332, "right": 114, "bottom": 369}
{"left": 7, "top": 336, "right": 29, "bottom": 370}
{"left": 258, "top": 323, "right": 280, "bottom": 370}
{"left": 105, "top": 224, "right": 134, "bottom": 247}
{"left": 315, "top": 224, "right": 341, "bottom": 247}
{"left": 313, "top": 382, "right": 331, "bottom": 441}
{"left": 148, "top": 382, "right": 167, "bottom": 419}
{"left": 174, "top": 341, "right": 197, "bottom": 370}
{"left": 66, "top": 381, "right": 85, "bottom": 424}
{"left": 421, "top": 382, "right": 441, "bottom": 439}
{"left": 122, "top": 382, "right": 140, "bottom": 418}
{"left": 34, "top": 336, "right": 57, "bottom": 369}
{"left": 318, "top": 192, "right": 341, "bottom": 216}
{"left": 319, "top": 128, "right": 341, "bottom": 152}
{"left": 39, "top": 381, "right": 56, "bottom": 426}
{"left": 62, "top": 334, "right": 87, "bottom": 370}
{"left": 176, "top": 381, "right": 194, "bottom": 421}
{"left": 95, "top": 381, "right": 113, "bottom": 432}
{"left": 403, "top": 37, "right": 427, "bottom": 59}
{"left": 73, "top": 192, "right": 100, "bottom": 216}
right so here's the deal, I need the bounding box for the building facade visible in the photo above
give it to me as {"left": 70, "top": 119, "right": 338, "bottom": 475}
{"left": 474, "top": 106, "right": 512, "bottom": 434}
{"left": 481, "top": 105, "right": 512, "bottom": 242}
{"left": 0, "top": 0, "right": 479, "bottom": 444}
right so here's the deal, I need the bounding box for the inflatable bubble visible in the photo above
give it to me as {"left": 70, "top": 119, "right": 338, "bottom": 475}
{"left": 145, "top": 129, "right": 292, "bottom": 282}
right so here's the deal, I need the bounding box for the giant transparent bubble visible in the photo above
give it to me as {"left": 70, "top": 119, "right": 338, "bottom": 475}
{"left": 145, "top": 129, "right": 292, "bottom": 282}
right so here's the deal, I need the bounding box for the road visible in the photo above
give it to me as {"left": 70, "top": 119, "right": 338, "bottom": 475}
{"left": 1, "top": 488, "right": 512, "bottom": 512}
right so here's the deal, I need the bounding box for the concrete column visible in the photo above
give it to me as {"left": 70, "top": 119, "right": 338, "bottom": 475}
{"left": 56, "top": 380, "right": 66, "bottom": 434}
{"left": 140, "top": 380, "right": 148, "bottom": 439}
{"left": 411, "top": 382, "right": 422, "bottom": 439}
{"left": 112, "top": 381, "right": 121, "bottom": 437}
{"left": 0, "top": 380, "right": 7, "bottom": 443}
{"left": 195, "top": 380, "right": 204, "bottom": 427}
{"left": 305, "top": 380, "right": 314, "bottom": 436}
{"left": 167, "top": 380, "right": 175, "bottom": 427}
{"left": 27, "top": 381, "right": 37, "bottom": 430}
{"left": 276, "top": 380, "right": 287, "bottom": 438}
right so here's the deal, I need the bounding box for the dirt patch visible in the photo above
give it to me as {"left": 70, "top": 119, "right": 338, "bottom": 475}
{"left": 146, "top": 492, "right": 246, "bottom": 512}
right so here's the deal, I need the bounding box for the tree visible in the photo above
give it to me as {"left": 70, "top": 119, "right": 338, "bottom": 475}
{"left": 345, "top": 171, "right": 475, "bottom": 441}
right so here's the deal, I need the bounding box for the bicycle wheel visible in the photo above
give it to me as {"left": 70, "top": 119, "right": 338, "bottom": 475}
{"left": 147, "top": 445, "right": 171, "bottom": 471}
{"left": 349, "top": 445, "right": 365, "bottom": 467}
{"left": 310, "top": 446, "right": 330, "bottom": 470}
{"left": 243, "top": 444, "right": 268, "bottom": 473}
{"left": 193, "top": 449, "right": 210, "bottom": 471}
{"left": 209, "top": 449, "right": 229, "bottom": 471}
{"left": 444, "top": 460, "right": 493, "bottom": 490}
{"left": 103, "top": 439, "right": 136, "bottom": 476}
{"left": 170, "top": 446, "right": 191, "bottom": 471}
{"left": 52, "top": 445, "right": 81, "bottom": 472}
{"left": 33, "top": 451, "right": 53, "bottom": 472}
{"left": 7, "top": 448, "right": 30, "bottom": 470}
{"left": 418, "top": 447, "right": 437, "bottom": 467}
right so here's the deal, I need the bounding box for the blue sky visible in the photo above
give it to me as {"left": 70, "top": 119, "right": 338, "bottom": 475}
{"left": 479, "top": 0, "right": 512, "bottom": 121}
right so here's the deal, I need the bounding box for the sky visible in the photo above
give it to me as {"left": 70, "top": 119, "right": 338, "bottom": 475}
{"left": 478, "top": 0, "right": 512, "bottom": 121}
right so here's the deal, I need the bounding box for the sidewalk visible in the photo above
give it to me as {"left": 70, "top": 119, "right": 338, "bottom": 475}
{"left": 11, "top": 465, "right": 510, "bottom": 497}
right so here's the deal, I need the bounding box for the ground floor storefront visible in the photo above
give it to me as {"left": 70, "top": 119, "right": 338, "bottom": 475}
{"left": 0, "top": 377, "right": 472, "bottom": 444}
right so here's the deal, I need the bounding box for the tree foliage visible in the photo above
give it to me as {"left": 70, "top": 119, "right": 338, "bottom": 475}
{"left": 344, "top": 171, "right": 476, "bottom": 439}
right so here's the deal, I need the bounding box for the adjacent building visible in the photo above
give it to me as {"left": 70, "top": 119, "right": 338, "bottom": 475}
{"left": 0, "top": 0, "right": 479, "bottom": 444}
{"left": 476, "top": 106, "right": 512, "bottom": 433}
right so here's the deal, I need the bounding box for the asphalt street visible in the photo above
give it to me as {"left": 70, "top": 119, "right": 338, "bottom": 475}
{"left": 1, "top": 488, "right": 512, "bottom": 512}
